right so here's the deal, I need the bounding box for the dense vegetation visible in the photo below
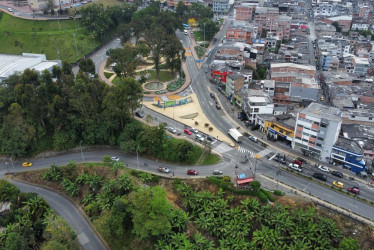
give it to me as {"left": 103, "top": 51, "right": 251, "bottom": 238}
{"left": 18, "top": 164, "right": 364, "bottom": 249}
{"left": 0, "top": 180, "right": 78, "bottom": 249}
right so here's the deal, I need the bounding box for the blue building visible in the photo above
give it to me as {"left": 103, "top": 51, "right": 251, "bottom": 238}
{"left": 320, "top": 52, "right": 331, "bottom": 71}
{"left": 331, "top": 137, "right": 366, "bottom": 174}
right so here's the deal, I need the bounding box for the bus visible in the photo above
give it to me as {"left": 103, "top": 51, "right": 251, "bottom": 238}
{"left": 182, "top": 23, "right": 190, "bottom": 29}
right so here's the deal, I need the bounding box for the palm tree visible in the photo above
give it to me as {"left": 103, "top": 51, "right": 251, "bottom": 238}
{"left": 81, "top": 193, "right": 94, "bottom": 205}
{"left": 117, "top": 173, "right": 133, "bottom": 194}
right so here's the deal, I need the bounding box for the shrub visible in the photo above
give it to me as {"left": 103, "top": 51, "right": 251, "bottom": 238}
{"left": 166, "top": 79, "right": 185, "bottom": 92}
{"left": 222, "top": 176, "right": 231, "bottom": 182}
{"left": 273, "top": 190, "right": 284, "bottom": 196}
{"left": 205, "top": 123, "right": 209, "bottom": 127}
{"left": 262, "top": 189, "right": 274, "bottom": 202}
{"left": 258, "top": 190, "right": 268, "bottom": 202}
{"left": 195, "top": 121, "right": 199, "bottom": 125}
{"left": 60, "top": 162, "right": 78, "bottom": 181}
{"left": 209, "top": 127, "right": 213, "bottom": 131}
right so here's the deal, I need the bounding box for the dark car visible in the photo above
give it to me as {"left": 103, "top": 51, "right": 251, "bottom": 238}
{"left": 135, "top": 111, "right": 144, "bottom": 118}
{"left": 207, "top": 136, "right": 214, "bottom": 142}
{"left": 274, "top": 154, "right": 286, "bottom": 164}
{"left": 210, "top": 93, "right": 215, "bottom": 98}
{"left": 216, "top": 104, "right": 221, "bottom": 110}
{"left": 251, "top": 124, "right": 260, "bottom": 131}
{"left": 313, "top": 172, "right": 327, "bottom": 181}
{"left": 331, "top": 171, "right": 343, "bottom": 178}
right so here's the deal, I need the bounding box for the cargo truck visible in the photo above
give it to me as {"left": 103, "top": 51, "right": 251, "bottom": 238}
{"left": 228, "top": 128, "right": 243, "bottom": 142}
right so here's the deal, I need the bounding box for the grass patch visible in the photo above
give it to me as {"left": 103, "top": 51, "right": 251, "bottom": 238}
{"left": 104, "top": 72, "right": 114, "bottom": 79}
{"left": 148, "top": 70, "right": 176, "bottom": 82}
{"left": 112, "top": 76, "right": 122, "bottom": 84}
{"left": 0, "top": 13, "right": 100, "bottom": 62}
{"left": 195, "top": 46, "right": 206, "bottom": 58}
{"left": 192, "top": 30, "right": 206, "bottom": 41}
{"left": 167, "top": 78, "right": 185, "bottom": 92}
{"left": 73, "top": 0, "right": 123, "bottom": 10}
{"left": 199, "top": 154, "right": 220, "bottom": 165}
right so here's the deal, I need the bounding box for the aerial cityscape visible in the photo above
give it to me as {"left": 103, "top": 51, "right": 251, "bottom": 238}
{"left": 0, "top": 0, "right": 374, "bottom": 248}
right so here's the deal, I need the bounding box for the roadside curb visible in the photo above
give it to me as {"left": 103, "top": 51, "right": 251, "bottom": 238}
{"left": 260, "top": 174, "right": 374, "bottom": 227}
{"left": 6, "top": 176, "right": 110, "bottom": 250}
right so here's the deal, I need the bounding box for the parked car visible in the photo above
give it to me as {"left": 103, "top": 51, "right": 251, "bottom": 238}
{"left": 210, "top": 93, "right": 215, "bottom": 98}
{"left": 332, "top": 181, "right": 344, "bottom": 189}
{"left": 213, "top": 170, "right": 223, "bottom": 175}
{"left": 313, "top": 172, "right": 327, "bottom": 181}
{"left": 216, "top": 104, "right": 221, "bottom": 110}
{"left": 318, "top": 165, "right": 330, "bottom": 172}
{"left": 288, "top": 163, "right": 303, "bottom": 172}
{"left": 184, "top": 129, "right": 192, "bottom": 135}
{"left": 187, "top": 169, "right": 199, "bottom": 175}
{"left": 293, "top": 160, "right": 303, "bottom": 166}
{"left": 167, "top": 127, "right": 177, "bottom": 134}
{"left": 195, "top": 134, "right": 205, "bottom": 142}
{"left": 207, "top": 136, "right": 214, "bottom": 142}
{"left": 111, "top": 156, "right": 119, "bottom": 162}
{"left": 249, "top": 135, "right": 258, "bottom": 143}
{"left": 22, "top": 162, "right": 32, "bottom": 167}
{"left": 8, "top": 8, "right": 13, "bottom": 12}
{"left": 331, "top": 171, "right": 343, "bottom": 178}
{"left": 158, "top": 167, "right": 170, "bottom": 173}
{"left": 175, "top": 130, "right": 181, "bottom": 135}
{"left": 135, "top": 111, "right": 144, "bottom": 118}
{"left": 348, "top": 186, "right": 360, "bottom": 195}
{"left": 356, "top": 171, "right": 368, "bottom": 178}
{"left": 190, "top": 127, "right": 198, "bottom": 133}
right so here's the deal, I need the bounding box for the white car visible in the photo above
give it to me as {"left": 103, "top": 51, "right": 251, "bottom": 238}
{"left": 190, "top": 127, "right": 198, "bottom": 134}
{"left": 8, "top": 8, "right": 13, "bottom": 12}
{"left": 167, "top": 127, "right": 177, "bottom": 134}
{"left": 288, "top": 163, "right": 302, "bottom": 172}
{"left": 195, "top": 134, "right": 205, "bottom": 142}
{"left": 318, "top": 165, "right": 330, "bottom": 172}
{"left": 111, "top": 156, "right": 119, "bottom": 162}
{"left": 158, "top": 167, "right": 170, "bottom": 173}
{"left": 249, "top": 135, "right": 258, "bottom": 143}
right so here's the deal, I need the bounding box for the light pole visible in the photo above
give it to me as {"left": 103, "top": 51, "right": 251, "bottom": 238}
{"left": 136, "top": 146, "right": 140, "bottom": 170}
{"left": 180, "top": 50, "right": 183, "bottom": 80}
{"left": 254, "top": 157, "right": 258, "bottom": 177}
{"left": 80, "top": 141, "right": 85, "bottom": 162}
{"left": 10, "top": 157, "right": 16, "bottom": 176}
{"left": 204, "top": 23, "right": 206, "bottom": 44}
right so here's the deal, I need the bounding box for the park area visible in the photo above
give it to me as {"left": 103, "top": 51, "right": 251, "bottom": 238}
{"left": 0, "top": 13, "right": 99, "bottom": 62}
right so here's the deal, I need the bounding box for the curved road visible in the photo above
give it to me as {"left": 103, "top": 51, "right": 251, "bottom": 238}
{"left": 8, "top": 179, "right": 106, "bottom": 250}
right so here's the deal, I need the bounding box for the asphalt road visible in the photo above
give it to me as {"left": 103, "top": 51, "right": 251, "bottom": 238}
{"left": 9, "top": 179, "right": 106, "bottom": 250}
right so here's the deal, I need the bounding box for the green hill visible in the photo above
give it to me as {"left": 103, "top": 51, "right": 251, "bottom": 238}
{"left": 0, "top": 12, "right": 100, "bottom": 62}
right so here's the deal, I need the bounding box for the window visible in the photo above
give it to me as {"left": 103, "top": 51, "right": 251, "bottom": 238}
{"left": 316, "top": 143, "right": 322, "bottom": 147}
{"left": 254, "top": 108, "right": 259, "bottom": 112}
{"left": 295, "top": 136, "right": 302, "bottom": 140}
{"left": 320, "top": 123, "right": 327, "bottom": 128}
{"left": 302, "top": 139, "right": 308, "bottom": 142}
{"left": 303, "top": 132, "right": 310, "bottom": 137}
{"left": 313, "top": 121, "right": 319, "bottom": 126}
{"left": 317, "top": 137, "right": 324, "bottom": 141}
{"left": 311, "top": 135, "right": 317, "bottom": 138}
{"left": 309, "top": 141, "right": 315, "bottom": 145}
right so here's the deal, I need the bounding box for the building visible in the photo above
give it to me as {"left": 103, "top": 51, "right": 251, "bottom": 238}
{"left": 225, "top": 74, "right": 245, "bottom": 98}
{"left": 254, "top": 7, "right": 279, "bottom": 36}
{"left": 226, "top": 25, "right": 254, "bottom": 44}
{"left": 0, "top": 53, "right": 61, "bottom": 82}
{"left": 270, "top": 63, "right": 316, "bottom": 79}
{"left": 29, "top": 0, "right": 70, "bottom": 11}
{"left": 213, "top": 0, "right": 229, "bottom": 14}
{"left": 243, "top": 94, "right": 274, "bottom": 122}
{"left": 277, "top": 15, "right": 292, "bottom": 40}
{"left": 325, "top": 16, "right": 352, "bottom": 32}
{"left": 292, "top": 103, "right": 342, "bottom": 162}
{"left": 352, "top": 56, "right": 369, "bottom": 77}
{"left": 235, "top": 5, "right": 255, "bottom": 21}
{"left": 264, "top": 114, "right": 296, "bottom": 143}
{"left": 331, "top": 137, "right": 366, "bottom": 174}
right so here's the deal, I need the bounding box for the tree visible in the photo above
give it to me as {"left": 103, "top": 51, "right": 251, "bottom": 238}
{"left": 0, "top": 180, "right": 20, "bottom": 202}
{"left": 144, "top": 27, "right": 166, "bottom": 80}
{"left": 163, "top": 35, "right": 184, "bottom": 73}
{"left": 250, "top": 181, "right": 261, "bottom": 193}
{"left": 0, "top": 103, "right": 36, "bottom": 157}
{"left": 78, "top": 59, "right": 95, "bottom": 75}
{"left": 118, "top": 23, "right": 132, "bottom": 44}
{"left": 46, "top": 0, "right": 54, "bottom": 11}
{"left": 332, "top": 22, "right": 342, "bottom": 33}
{"left": 339, "top": 237, "right": 360, "bottom": 250}
{"left": 129, "top": 186, "right": 172, "bottom": 239}
{"left": 198, "top": 18, "right": 219, "bottom": 41}
{"left": 106, "top": 44, "right": 140, "bottom": 81}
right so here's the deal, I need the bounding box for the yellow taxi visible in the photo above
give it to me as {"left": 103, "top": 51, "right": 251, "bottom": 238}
{"left": 22, "top": 162, "right": 33, "bottom": 167}
{"left": 333, "top": 181, "right": 344, "bottom": 189}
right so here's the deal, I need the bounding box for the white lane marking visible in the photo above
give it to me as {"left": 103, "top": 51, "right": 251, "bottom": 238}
{"left": 322, "top": 193, "right": 333, "bottom": 198}
{"left": 209, "top": 101, "right": 213, "bottom": 105}
{"left": 269, "top": 153, "right": 277, "bottom": 160}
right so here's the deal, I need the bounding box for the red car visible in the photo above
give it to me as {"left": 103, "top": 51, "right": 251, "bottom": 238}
{"left": 184, "top": 129, "right": 192, "bottom": 135}
{"left": 348, "top": 187, "right": 360, "bottom": 195}
{"left": 187, "top": 169, "right": 199, "bottom": 175}
{"left": 293, "top": 160, "right": 303, "bottom": 166}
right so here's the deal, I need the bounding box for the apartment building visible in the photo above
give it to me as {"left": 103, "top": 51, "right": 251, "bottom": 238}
{"left": 243, "top": 95, "right": 274, "bottom": 122}
{"left": 352, "top": 56, "right": 369, "bottom": 77}
{"left": 270, "top": 63, "right": 316, "bottom": 79}
{"left": 226, "top": 25, "right": 254, "bottom": 44}
{"left": 292, "top": 103, "right": 342, "bottom": 162}
{"left": 254, "top": 7, "right": 279, "bottom": 36}
{"left": 213, "top": 0, "right": 229, "bottom": 14}
{"left": 324, "top": 16, "right": 352, "bottom": 32}
{"left": 235, "top": 5, "right": 255, "bottom": 21}
{"left": 278, "top": 15, "right": 292, "bottom": 40}
{"left": 225, "top": 74, "right": 245, "bottom": 98}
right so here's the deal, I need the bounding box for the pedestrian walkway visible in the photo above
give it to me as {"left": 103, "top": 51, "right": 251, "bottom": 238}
{"left": 238, "top": 147, "right": 256, "bottom": 158}
{"left": 212, "top": 142, "right": 234, "bottom": 154}
{"left": 256, "top": 148, "right": 273, "bottom": 158}
{"left": 184, "top": 48, "right": 192, "bottom": 57}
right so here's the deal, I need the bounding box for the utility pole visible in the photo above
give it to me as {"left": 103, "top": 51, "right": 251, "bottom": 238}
{"left": 136, "top": 146, "right": 140, "bottom": 170}
{"left": 204, "top": 23, "right": 206, "bottom": 44}
{"left": 180, "top": 50, "right": 183, "bottom": 80}
{"left": 80, "top": 141, "right": 85, "bottom": 162}
{"left": 10, "top": 157, "right": 16, "bottom": 176}
{"left": 73, "top": 33, "right": 79, "bottom": 58}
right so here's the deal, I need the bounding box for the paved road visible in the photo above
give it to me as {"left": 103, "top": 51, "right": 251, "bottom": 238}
{"left": 9, "top": 179, "right": 106, "bottom": 250}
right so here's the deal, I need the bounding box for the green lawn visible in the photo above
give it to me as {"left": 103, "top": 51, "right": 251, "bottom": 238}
{"left": 199, "top": 153, "right": 221, "bottom": 165}
{"left": 195, "top": 46, "right": 206, "bottom": 59}
{"left": 0, "top": 13, "right": 100, "bottom": 62}
{"left": 104, "top": 72, "right": 114, "bottom": 79}
{"left": 112, "top": 76, "right": 121, "bottom": 84}
{"left": 148, "top": 70, "right": 176, "bottom": 82}
{"left": 192, "top": 30, "right": 206, "bottom": 42}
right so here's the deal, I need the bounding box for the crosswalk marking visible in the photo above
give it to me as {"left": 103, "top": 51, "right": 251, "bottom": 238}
{"left": 238, "top": 146, "right": 255, "bottom": 158}
{"left": 213, "top": 142, "right": 234, "bottom": 154}
{"left": 256, "top": 148, "right": 273, "bottom": 157}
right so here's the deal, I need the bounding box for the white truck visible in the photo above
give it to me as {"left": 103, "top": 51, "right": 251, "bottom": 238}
{"left": 228, "top": 128, "right": 243, "bottom": 142}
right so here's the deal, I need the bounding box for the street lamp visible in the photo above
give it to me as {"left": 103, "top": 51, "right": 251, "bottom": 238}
{"left": 80, "top": 141, "right": 85, "bottom": 162}
{"left": 136, "top": 146, "right": 140, "bottom": 170}
{"left": 204, "top": 23, "right": 206, "bottom": 44}
{"left": 179, "top": 50, "right": 183, "bottom": 80}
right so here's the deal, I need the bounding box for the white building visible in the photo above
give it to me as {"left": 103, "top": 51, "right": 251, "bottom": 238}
{"left": 213, "top": 0, "right": 229, "bottom": 14}
{"left": 352, "top": 56, "right": 369, "bottom": 77}
{"left": 244, "top": 95, "right": 274, "bottom": 122}
{"left": 0, "top": 53, "right": 61, "bottom": 82}
{"left": 292, "top": 103, "right": 342, "bottom": 162}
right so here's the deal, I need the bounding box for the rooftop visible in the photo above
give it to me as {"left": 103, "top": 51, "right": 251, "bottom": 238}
{"left": 270, "top": 62, "right": 316, "bottom": 71}
{"left": 334, "top": 136, "right": 363, "bottom": 155}
{"left": 302, "top": 102, "right": 342, "bottom": 122}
